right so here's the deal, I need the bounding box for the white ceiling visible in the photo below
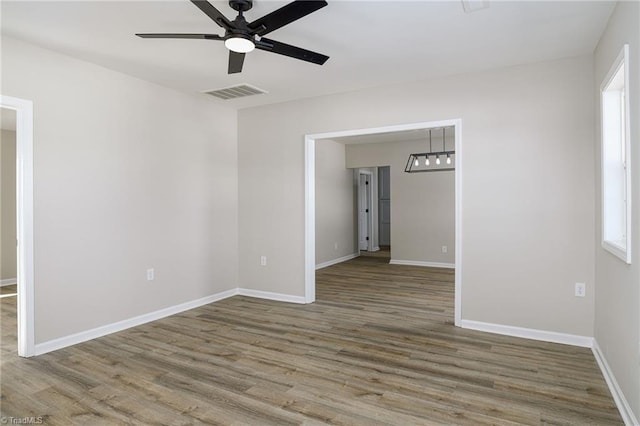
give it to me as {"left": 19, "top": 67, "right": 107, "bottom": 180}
{"left": 1, "top": 1, "right": 615, "bottom": 110}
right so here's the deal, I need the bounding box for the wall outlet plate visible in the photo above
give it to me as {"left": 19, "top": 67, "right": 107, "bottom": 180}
{"left": 575, "top": 282, "right": 586, "bottom": 297}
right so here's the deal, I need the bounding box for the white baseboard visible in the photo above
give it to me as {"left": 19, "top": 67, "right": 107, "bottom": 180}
{"left": 1, "top": 278, "right": 17, "bottom": 286}
{"left": 34, "top": 288, "right": 239, "bottom": 356}
{"left": 389, "top": 259, "right": 455, "bottom": 269}
{"left": 460, "top": 320, "right": 594, "bottom": 348}
{"left": 316, "top": 252, "right": 360, "bottom": 270}
{"left": 461, "top": 320, "right": 636, "bottom": 423}
{"left": 33, "top": 286, "right": 310, "bottom": 356}
{"left": 237, "top": 288, "right": 306, "bottom": 304}
{"left": 592, "top": 340, "right": 639, "bottom": 426}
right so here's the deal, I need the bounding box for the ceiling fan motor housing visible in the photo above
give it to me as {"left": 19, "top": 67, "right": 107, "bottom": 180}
{"left": 229, "top": 0, "right": 253, "bottom": 12}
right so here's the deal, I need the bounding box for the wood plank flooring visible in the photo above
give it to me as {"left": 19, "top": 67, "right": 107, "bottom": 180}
{"left": 0, "top": 284, "right": 17, "bottom": 297}
{"left": 1, "top": 257, "right": 622, "bottom": 425}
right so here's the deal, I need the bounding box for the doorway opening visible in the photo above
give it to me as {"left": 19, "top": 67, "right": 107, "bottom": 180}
{"left": 1, "top": 108, "right": 18, "bottom": 294}
{"left": 0, "top": 96, "right": 35, "bottom": 357}
{"left": 357, "top": 170, "right": 374, "bottom": 252}
{"left": 355, "top": 166, "right": 390, "bottom": 260}
{"left": 305, "top": 119, "right": 462, "bottom": 326}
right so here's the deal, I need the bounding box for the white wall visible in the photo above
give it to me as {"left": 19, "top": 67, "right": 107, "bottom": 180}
{"left": 1, "top": 37, "right": 239, "bottom": 343}
{"left": 1, "top": 129, "right": 17, "bottom": 281}
{"left": 315, "top": 139, "right": 356, "bottom": 266}
{"left": 345, "top": 139, "right": 455, "bottom": 265}
{"left": 593, "top": 1, "right": 640, "bottom": 420}
{"left": 238, "top": 55, "right": 595, "bottom": 336}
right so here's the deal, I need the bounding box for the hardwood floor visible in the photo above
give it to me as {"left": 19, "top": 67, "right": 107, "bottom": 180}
{"left": 0, "top": 284, "right": 17, "bottom": 297}
{"left": 1, "top": 257, "right": 622, "bottom": 425}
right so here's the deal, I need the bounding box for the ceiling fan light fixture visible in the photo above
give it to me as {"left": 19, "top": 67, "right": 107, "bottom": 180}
{"left": 225, "top": 35, "right": 255, "bottom": 53}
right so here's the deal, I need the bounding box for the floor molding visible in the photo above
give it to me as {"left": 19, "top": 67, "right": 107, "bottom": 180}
{"left": 34, "top": 288, "right": 239, "bottom": 356}
{"left": 32, "top": 287, "right": 311, "bottom": 355}
{"left": 592, "top": 340, "right": 639, "bottom": 426}
{"left": 460, "top": 319, "right": 594, "bottom": 348}
{"left": 0, "top": 278, "right": 17, "bottom": 287}
{"left": 389, "top": 259, "right": 455, "bottom": 269}
{"left": 316, "top": 253, "right": 360, "bottom": 270}
{"left": 237, "top": 288, "right": 307, "bottom": 304}
{"left": 0, "top": 293, "right": 18, "bottom": 299}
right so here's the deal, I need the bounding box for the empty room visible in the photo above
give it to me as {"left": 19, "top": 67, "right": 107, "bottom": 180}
{"left": 1, "top": 0, "right": 638, "bottom": 424}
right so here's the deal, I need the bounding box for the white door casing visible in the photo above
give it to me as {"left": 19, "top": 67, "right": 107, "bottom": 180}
{"left": 1, "top": 95, "right": 35, "bottom": 357}
{"left": 305, "top": 118, "right": 462, "bottom": 328}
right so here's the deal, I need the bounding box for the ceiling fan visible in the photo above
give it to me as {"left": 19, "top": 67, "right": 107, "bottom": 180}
{"left": 136, "top": 0, "right": 329, "bottom": 74}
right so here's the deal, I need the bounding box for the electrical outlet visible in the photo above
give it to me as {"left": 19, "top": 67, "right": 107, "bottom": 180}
{"left": 147, "top": 268, "right": 154, "bottom": 281}
{"left": 441, "top": 245, "right": 448, "bottom": 254}
{"left": 334, "top": 242, "right": 338, "bottom": 250}
{"left": 260, "top": 256, "right": 267, "bottom": 266}
{"left": 575, "top": 282, "right": 585, "bottom": 297}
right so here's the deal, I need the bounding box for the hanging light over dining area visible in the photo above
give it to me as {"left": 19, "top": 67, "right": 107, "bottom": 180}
{"left": 405, "top": 127, "right": 455, "bottom": 173}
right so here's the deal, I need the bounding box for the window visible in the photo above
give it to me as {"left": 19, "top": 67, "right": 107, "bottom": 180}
{"left": 601, "top": 44, "right": 631, "bottom": 264}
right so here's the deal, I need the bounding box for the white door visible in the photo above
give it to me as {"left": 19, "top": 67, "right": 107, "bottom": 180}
{"left": 358, "top": 173, "right": 370, "bottom": 250}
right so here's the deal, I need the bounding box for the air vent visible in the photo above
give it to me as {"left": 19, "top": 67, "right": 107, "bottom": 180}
{"left": 204, "top": 84, "right": 267, "bottom": 100}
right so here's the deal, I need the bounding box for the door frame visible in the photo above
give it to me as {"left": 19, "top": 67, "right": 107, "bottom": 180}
{"left": 305, "top": 119, "right": 462, "bottom": 327}
{"left": 357, "top": 170, "right": 374, "bottom": 252}
{"left": 1, "top": 95, "right": 35, "bottom": 357}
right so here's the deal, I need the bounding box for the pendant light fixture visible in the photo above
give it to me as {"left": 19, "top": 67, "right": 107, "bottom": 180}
{"left": 405, "top": 127, "right": 455, "bottom": 173}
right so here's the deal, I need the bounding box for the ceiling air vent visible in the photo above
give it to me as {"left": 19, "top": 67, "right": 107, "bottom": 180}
{"left": 204, "top": 84, "right": 267, "bottom": 100}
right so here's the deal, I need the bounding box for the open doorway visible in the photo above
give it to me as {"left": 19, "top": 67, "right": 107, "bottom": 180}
{"left": 305, "top": 119, "right": 462, "bottom": 326}
{"left": 355, "top": 166, "right": 391, "bottom": 260}
{"left": 1, "top": 108, "right": 19, "bottom": 355}
{"left": 0, "top": 96, "right": 35, "bottom": 357}
{"left": 1, "top": 108, "right": 18, "bottom": 292}
{"left": 357, "top": 170, "right": 374, "bottom": 252}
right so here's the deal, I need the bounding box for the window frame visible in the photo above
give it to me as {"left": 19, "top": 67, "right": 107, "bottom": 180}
{"left": 600, "top": 44, "right": 631, "bottom": 264}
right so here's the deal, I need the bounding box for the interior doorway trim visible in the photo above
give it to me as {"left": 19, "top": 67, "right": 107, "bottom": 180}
{"left": 305, "top": 119, "right": 463, "bottom": 326}
{"left": 1, "top": 95, "right": 35, "bottom": 357}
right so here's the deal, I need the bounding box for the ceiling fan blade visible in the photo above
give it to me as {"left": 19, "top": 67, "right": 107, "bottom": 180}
{"left": 256, "top": 38, "right": 329, "bottom": 65}
{"left": 136, "top": 33, "right": 223, "bottom": 40}
{"left": 228, "top": 51, "right": 246, "bottom": 74}
{"left": 190, "top": 0, "right": 234, "bottom": 30}
{"left": 248, "top": 1, "right": 327, "bottom": 36}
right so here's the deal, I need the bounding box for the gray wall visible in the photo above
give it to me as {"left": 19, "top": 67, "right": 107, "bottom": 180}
{"left": 2, "top": 37, "right": 239, "bottom": 343}
{"left": 594, "top": 1, "right": 640, "bottom": 419}
{"left": 315, "top": 139, "right": 357, "bottom": 266}
{"left": 346, "top": 139, "right": 455, "bottom": 265}
{"left": 238, "top": 54, "right": 595, "bottom": 336}
{"left": 1, "top": 129, "right": 17, "bottom": 281}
